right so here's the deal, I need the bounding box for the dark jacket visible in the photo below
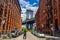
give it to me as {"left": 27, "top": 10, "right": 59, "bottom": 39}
{"left": 23, "top": 31, "right": 26, "bottom": 36}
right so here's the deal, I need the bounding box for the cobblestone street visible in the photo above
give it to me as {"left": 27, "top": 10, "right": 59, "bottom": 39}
{"left": 0, "top": 32, "right": 60, "bottom": 40}
{"left": 1, "top": 32, "right": 46, "bottom": 40}
{"left": 0, "top": 0, "right": 60, "bottom": 40}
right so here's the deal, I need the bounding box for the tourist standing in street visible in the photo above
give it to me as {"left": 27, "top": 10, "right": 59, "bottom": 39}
{"left": 23, "top": 30, "right": 27, "bottom": 40}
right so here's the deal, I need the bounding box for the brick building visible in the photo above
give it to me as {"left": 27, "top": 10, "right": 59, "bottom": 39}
{"left": 35, "top": 0, "right": 60, "bottom": 34}
{"left": 0, "top": 0, "right": 22, "bottom": 34}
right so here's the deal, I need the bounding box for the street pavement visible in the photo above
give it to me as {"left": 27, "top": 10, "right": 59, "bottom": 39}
{"left": 0, "top": 32, "right": 60, "bottom": 40}
{"left": 0, "top": 32, "right": 46, "bottom": 40}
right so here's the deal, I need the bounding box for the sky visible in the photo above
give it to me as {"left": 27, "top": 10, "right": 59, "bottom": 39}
{"left": 19, "top": 0, "right": 39, "bottom": 12}
{"left": 19, "top": 0, "right": 39, "bottom": 8}
{"left": 19, "top": 0, "right": 39, "bottom": 21}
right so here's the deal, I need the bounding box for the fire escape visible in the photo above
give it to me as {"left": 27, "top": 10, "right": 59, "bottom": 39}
{"left": 45, "top": 0, "right": 53, "bottom": 34}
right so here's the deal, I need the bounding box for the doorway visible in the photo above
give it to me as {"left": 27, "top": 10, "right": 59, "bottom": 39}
{"left": 55, "top": 19, "right": 58, "bottom": 31}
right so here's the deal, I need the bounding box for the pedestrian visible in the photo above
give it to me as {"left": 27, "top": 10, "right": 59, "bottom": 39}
{"left": 23, "top": 30, "right": 27, "bottom": 39}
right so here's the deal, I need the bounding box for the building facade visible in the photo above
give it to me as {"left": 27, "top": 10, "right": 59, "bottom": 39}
{"left": 0, "top": 0, "right": 22, "bottom": 34}
{"left": 35, "top": 0, "right": 60, "bottom": 34}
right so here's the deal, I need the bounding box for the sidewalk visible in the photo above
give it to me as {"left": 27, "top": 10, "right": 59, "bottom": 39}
{"left": 45, "top": 35, "right": 60, "bottom": 40}
{"left": 45, "top": 35, "right": 60, "bottom": 38}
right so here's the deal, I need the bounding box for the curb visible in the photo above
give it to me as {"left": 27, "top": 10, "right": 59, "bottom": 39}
{"left": 45, "top": 35, "right": 60, "bottom": 38}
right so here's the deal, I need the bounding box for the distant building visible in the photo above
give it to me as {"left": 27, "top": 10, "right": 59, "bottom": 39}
{"left": 26, "top": 9, "right": 34, "bottom": 30}
{"left": 22, "top": 8, "right": 37, "bottom": 30}
{"left": 0, "top": 0, "right": 22, "bottom": 34}
{"left": 35, "top": 0, "right": 60, "bottom": 34}
{"left": 26, "top": 9, "right": 34, "bottom": 20}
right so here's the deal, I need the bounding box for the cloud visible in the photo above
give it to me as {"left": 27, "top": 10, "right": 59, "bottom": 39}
{"left": 33, "top": 3, "right": 37, "bottom": 5}
{"left": 21, "top": 7, "right": 38, "bottom": 22}
{"left": 26, "top": 6, "right": 38, "bottom": 11}
{"left": 37, "top": 0, "right": 39, "bottom": 2}
{"left": 19, "top": 0, "right": 39, "bottom": 10}
{"left": 19, "top": 0, "right": 29, "bottom": 5}
{"left": 21, "top": 8, "right": 26, "bottom": 21}
{"left": 19, "top": 0, "right": 31, "bottom": 8}
{"left": 26, "top": 4, "right": 32, "bottom": 8}
{"left": 21, "top": 8, "right": 26, "bottom": 13}
{"left": 31, "top": 7, "right": 38, "bottom": 11}
{"left": 21, "top": 13, "right": 26, "bottom": 21}
{"left": 19, "top": 0, "right": 39, "bottom": 21}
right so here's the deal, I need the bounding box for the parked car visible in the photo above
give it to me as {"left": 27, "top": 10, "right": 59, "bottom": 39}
{"left": 11, "top": 30, "right": 17, "bottom": 37}
{"left": 37, "top": 32, "right": 45, "bottom": 38}
{"left": 31, "top": 31, "right": 35, "bottom": 35}
{"left": 34, "top": 31, "right": 37, "bottom": 35}
{"left": 17, "top": 31, "right": 23, "bottom": 35}
{"left": 10, "top": 30, "right": 23, "bottom": 38}
{"left": 31, "top": 31, "right": 45, "bottom": 38}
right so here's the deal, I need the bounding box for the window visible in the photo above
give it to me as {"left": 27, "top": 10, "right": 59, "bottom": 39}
{"left": 54, "top": 0, "right": 56, "bottom": 5}
{"left": 0, "top": 20, "right": 2, "bottom": 25}
{"left": 46, "top": 22, "right": 50, "bottom": 28}
{"left": 47, "top": 0, "right": 51, "bottom": 2}
{"left": 11, "top": 0, "right": 12, "bottom": 2}
{"left": 49, "top": 12, "right": 52, "bottom": 17}
{"left": 46, "top": 0, "right": 51, "bottom": 6}
{"left": 0, "top": 8, "right": 2, "bottom": 16}
{"left": 3, "top": 13, "right": 6, "bottom": 20}
{"left": 8, "top": 11, "right": 10, "bottom": 16}
{"left": 2, "top": 0, "right": 4, "bottom": 5}
{"left": 3, "top": 23, "right": 5, "bottom": 30}
{"left": 47, "top": 22, "right": 50, "bottom": 28}
{"left": 48, "top": 5, "right": 52, "bottom": 10}
{"left": 6, "top": 0, "right": 9, "bottom": 9}
{"left": 54, "top": 8, "right": 57, "bottom": 16}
